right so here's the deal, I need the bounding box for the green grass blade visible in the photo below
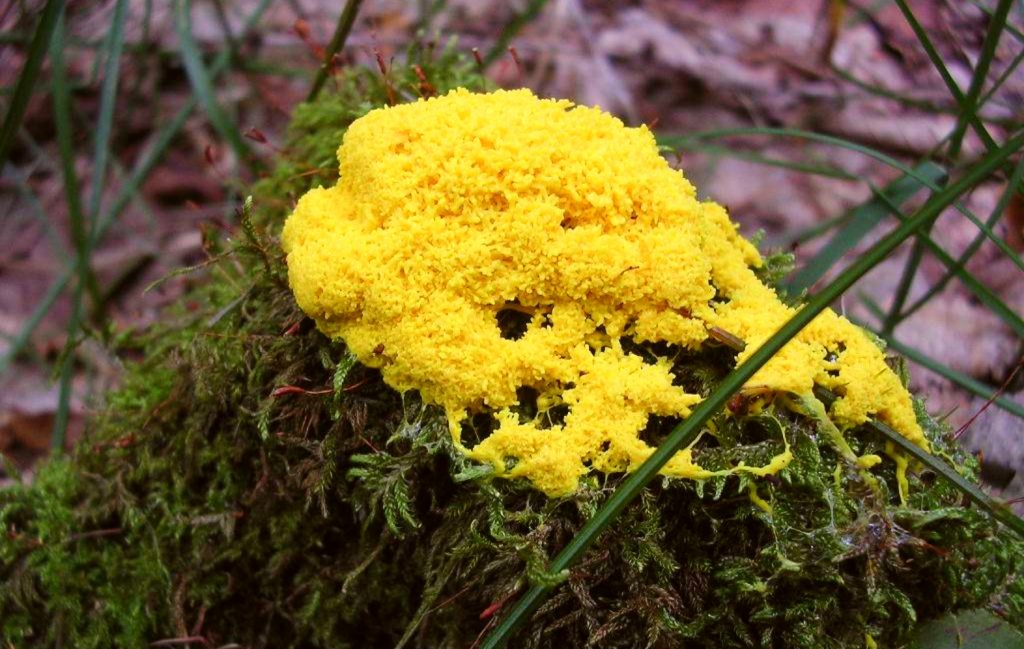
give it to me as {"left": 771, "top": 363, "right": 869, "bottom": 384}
{"left": 12, "top": 162, "right": 67, "bottom": 254}
{"left": 51, "top": 11, "right": 87, "bottom": 290}
{"left": 785, "top": 162, "right": 945, "bottom": 293}
{"left": 768, "top": 210, "right": 853, "bottom": 249}
{"left": 979, "top": 44, "right": 1024, "bottom": 107}
{"left": 173, "top": 0, "right": 257, "bottom": 171}
{"left": 482, "top": 0, "right": 549, "bottom": 66}
{"left": 892, "top": 0, "right": 998, "bottom": 153}
{"left": 86, "top": 0, "right": 128, "bottom": 222}
{"left": 81, "top": 0, "right": 128, "bottom": 325}
{"left": 857, "top": 295, "right": 1024, "bottom": 420}
{"left": 0, "top": 0, "right": 64, "bottom": 170}
{"left": 883, "top": 235, "right": 926, "bottom": 334}
{"left": 946, "top": 0, "right": 1013, "bottom": 157}
{"left": 50, "top": 9, "right": 89, "bottom": 452}
{"left": 0, "top": 106, "right": 193, "bottom": 377}
{"left": 971, "top": 0, "right": 1024, "bottom": 44}
{"left": 306, "top": 0, "right": 364, "bottom": 102}
{"left": 480, "top": 128, "right": 1024, "bottom": 649}
{"left": 831, "top": 64, "right": 948, "bottom": 114}
{"left": 0, "top": 278, "right": 66, "bottom": 375}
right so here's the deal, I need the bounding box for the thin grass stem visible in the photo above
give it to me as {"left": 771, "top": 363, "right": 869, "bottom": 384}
{"left": 174, "top": 0, "right": 259, "bottom": 172}
{"left": 815, "top": 385, "right": 1024, "bottom": 536}
{"left": 307, "top": 0, "right": 364, "bottom": 102}
{"left": 50, "top": 9, "right": 89, "bottom": 452}
{"left": 945, "top": 0, "right": 1012, "bottom": 158}
{"left": 892, "top": 0, "right": 998, "bottom": 152}
{"left": 661, "top": 128, "right": 1024, "bottom": 276}
{"left": 0, "top": 0, "right": 64, "bottom": 169}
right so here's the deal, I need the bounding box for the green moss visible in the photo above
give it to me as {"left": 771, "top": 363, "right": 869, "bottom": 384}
{"left": 2, "top": 46, "right": 1022, "bottom": 648}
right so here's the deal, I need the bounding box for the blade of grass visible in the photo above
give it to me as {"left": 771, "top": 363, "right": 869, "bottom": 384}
{"left": 882, "top": 235, "right": 925, "bottom": 334}
{"left": 785, "top": 162, "right": 946, "bottom": 293}
{"left": 482, "top": 0, "right": 549, "bottom": 66}
{"left": 831, "top": 64, "right": 949, "bottom": 114}
{"left": 0, "top": 106, "right": 192, "bottom": 377}
{"left": 86, "top": 0, "right": 127, "bottom": 222}
{"left": 899, "top": 153, "right": 1024, "bottom": 323}
{"left": 480, "top": 129, "right": 1024, "bottom": 649}
{"left": 50, "top": 8, "right": 88, "bottom": 452}
{"left": 82, "top": 0, "right": 128, "bottom": 325}
{"left": 209, "top": 0, "right": 240, "bottom": 61}
{"left": 9, "top": 131, "right": 68, "bottom": 254}
{"left": 174, "top": 0, "right": 257, "bottom": 171}
{"left": 858, "top": 294, "right": 1024, "bottom": 420}
{"left": 661, "top": 128, "right": 1024, "bottom": 327}
{"left": 947, "top": 0, "right": 1012, "bottom": 158}
{"left": 0, "top": 0, "right": 273, "bottom": 377}
{"left": 970, "top": 0, "right": 1024, "bottom": 45}
{"left": 978, "top": 45, "right": 1024, "bottom": 107}
{"left": 0, "top": 0, "right": 64, "bottom": 170}
{"left": 306, "top": 0, "right": 364, "bottom": 102}
{"left": 0, "top": 276, "right": 66, "bottom": 375}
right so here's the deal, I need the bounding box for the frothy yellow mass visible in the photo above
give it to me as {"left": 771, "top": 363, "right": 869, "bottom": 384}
{"left": 282, "top": 88, "right": 926, "bottom": 496}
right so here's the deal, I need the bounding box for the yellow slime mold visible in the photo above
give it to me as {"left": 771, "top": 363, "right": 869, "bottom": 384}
{"left": 282, "top": 88, "right": 926, "bottom": 496}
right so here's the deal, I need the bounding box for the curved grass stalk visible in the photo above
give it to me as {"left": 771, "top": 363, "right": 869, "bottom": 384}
{"left": 50, "top": 9, "right": 89, "bottom": 452}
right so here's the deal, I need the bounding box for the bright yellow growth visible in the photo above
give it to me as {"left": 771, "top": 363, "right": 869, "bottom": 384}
{"left": 282, "top": 88, "right": 927, "bottom": 497}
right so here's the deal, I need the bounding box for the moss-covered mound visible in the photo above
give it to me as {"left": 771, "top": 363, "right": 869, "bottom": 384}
{"left": 1, "top": 50, "right": 1022, "bottom": 649}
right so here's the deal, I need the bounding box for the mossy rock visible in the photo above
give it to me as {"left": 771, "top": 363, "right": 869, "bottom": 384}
{"left": 2, "top": 48, "right": 1022, "bottom": 649}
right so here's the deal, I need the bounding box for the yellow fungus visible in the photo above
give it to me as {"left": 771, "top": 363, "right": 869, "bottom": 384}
{"left": 857, "top": 454, "right": 883, "bottom": 470}
{"left": 885, "top": 441, "right": 912, "bottom": 505}
{"left": 282, "top": 88, "right": 927, "bottom": 496}
{"left": 747, "top": 482, "right": 773, "bottom": 515}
